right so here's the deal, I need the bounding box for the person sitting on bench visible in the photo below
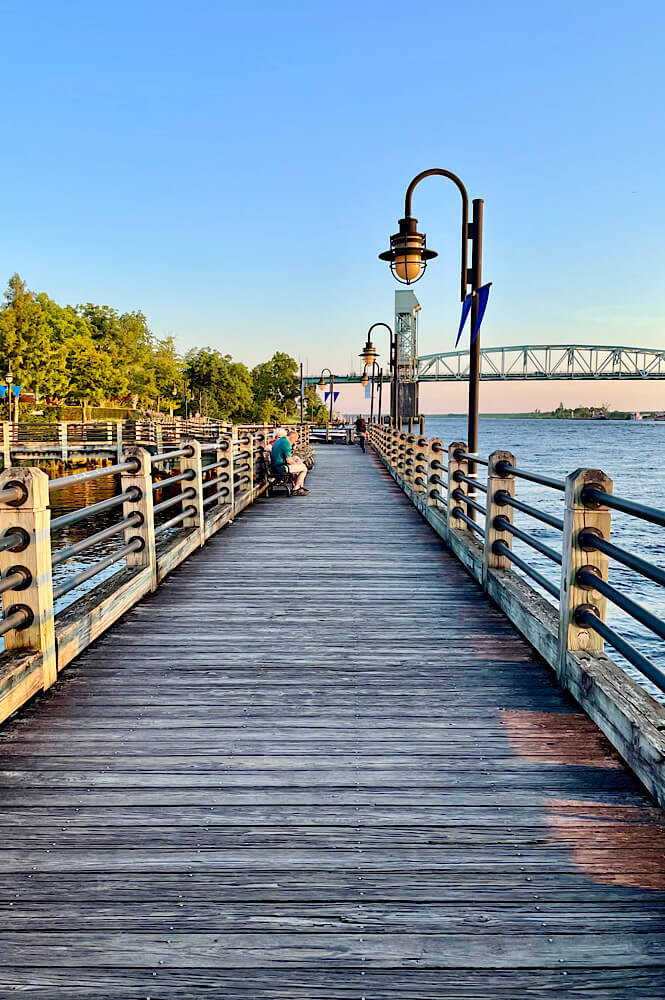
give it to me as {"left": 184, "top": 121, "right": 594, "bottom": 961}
{"left": 271, "top": 429, "right": 309, "bottom": 495}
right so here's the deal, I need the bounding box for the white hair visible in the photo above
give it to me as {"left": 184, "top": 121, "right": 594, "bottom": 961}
{"left": 274, "top": 427, "right": 287, "bottom": 438}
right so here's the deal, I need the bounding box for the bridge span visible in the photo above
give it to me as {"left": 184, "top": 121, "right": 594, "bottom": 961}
{"left": 305, "top": 343, "right": 665, "bottom": 383}
{"left": 0, "top": 427, "right": 664, "bottom": 994}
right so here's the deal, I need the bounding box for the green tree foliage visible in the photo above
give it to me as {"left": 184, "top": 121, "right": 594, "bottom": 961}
{"left": 184, "top": 349, "right": 254, "bottom": 420}
{"left": 0, "top": 274, "right": 308, "bottom": 421}
{"left": 252, "top": 352, "right": 300, "bottom": 420}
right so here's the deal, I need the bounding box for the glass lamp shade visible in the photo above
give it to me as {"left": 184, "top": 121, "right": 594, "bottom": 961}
{"left": 378, "top": 216, "right": 437, "bottom": 285}
{"left": 318, "top": 379, "right": 326, "bottom": 390}
{"left": 361, "top": 374, "right": 369, "bottom": 388}
{"left": 394, "top": 254, "right": 425, "bottom": 283}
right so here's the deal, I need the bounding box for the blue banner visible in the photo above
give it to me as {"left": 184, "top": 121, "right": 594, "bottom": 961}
{"left": 11, "top": 384, "right": 21, "bottom": 398}
{"left": 0, "top": 386, "right": 6, "bottom": 399}
{"left": 454, "top": 293, "right": 473, "bottom": 348}
{"left": 324, "top": 391, "right": 340, "bottom": 403}
{"left": 471, "top": 283, "right": 492, "bottom": 344}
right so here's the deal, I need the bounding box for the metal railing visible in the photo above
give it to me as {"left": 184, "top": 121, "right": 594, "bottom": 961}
{"left": 368, "top": 421, "right": 665, "bottom": 698}
{"left": 0, "top": 423, "right": 317, "bottom": 724}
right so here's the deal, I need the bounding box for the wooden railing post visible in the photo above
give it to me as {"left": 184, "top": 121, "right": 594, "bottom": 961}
{"left": 155, "top": 424, "right": 163, "bottom": 452}
{"left": 427, "top": 438, "right": 446, "bottom": 511}
{"left": 0, "top": 467, "right": 56, "bottom": 687}
{"left": 559, "top": 468, "right": 613, "bottom": 669}
{"left": 413, "top": 434, "right": 428, "bottom": 495}
{"left": 180, "top": 438, "right": 204, "bottom": 545}
{"left": 1, "top": 423, "right": 10, "bottom": 469}
{"left": 216, "top": 437, "right": 231, "bottom": 508}
{"left": 120, "top": 447, "right": 157, "bottom": 591}
{"left": 397, "top": 431, "right": 407, "bottom": 480}
{"left": 248, "top": 434, "right": 255, "bottom": 496}
{"left": 116, "top": 421, "right": 123, "bottom": 462}
{"left": 403, "top": 433, "right": 416, "bottom": 487}
{"left": 447, "top": 441, "right": 469, "bottom": 531}
{"left": 390, "top": 427, "right": 400, "bottom": 470}
{"left": 483, "top": 450, "right": 516, "bottom": 584}
{"left": 59, "top": 422, "right": 68, "bottom": 462}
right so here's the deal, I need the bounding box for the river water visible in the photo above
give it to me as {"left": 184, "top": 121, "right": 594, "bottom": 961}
{"left": 39, "top": 418, "right": 665, "bottom": 701}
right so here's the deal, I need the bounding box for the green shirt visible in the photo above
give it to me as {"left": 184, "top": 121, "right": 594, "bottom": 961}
{"left": 271, "top": 437, "right": 292, "bottom": 473}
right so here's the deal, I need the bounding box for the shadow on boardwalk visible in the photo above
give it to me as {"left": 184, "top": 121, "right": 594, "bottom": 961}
{"left": 0, "top": 445, "right": 664, "bottom": 997}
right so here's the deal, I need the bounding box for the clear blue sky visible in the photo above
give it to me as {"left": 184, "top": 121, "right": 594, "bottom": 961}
{"left": 1, "top": 0, "right": 663, "bottom": 396}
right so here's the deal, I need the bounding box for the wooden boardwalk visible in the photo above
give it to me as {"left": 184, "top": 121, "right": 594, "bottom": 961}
{"left": 1, "top": 445, "right": 664, "bottom": 997}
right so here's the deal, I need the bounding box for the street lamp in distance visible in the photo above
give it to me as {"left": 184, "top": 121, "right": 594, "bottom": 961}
{"left": 318, "top": 368, "right": 334, "bottom": 423}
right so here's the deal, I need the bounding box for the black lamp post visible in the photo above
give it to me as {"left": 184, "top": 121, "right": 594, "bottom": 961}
{"left": 318, "top": 368, "right": 334, "bottom": 423}
{"left": 360, "top": 323, "right": 396, "bottom": 424}
{"left": 379, "top": 168, "right": 484, "bottom": 470}
{"left": 5, "top": 364, "right": 14, "bottom": 422}
{"left": 361, "top": 361, "right": 381, "bottom": 424}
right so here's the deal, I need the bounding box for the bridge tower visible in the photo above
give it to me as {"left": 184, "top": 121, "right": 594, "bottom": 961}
{"left": 395, "top": 290, "right": 421, "bottom": 421}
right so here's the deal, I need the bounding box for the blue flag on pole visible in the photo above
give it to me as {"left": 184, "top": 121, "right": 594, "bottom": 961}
{"left": 471, "top": 283, "right": 492, "bottom": 344}
{"left": 11, "top": 385, "right": 21, "bottom": 398}
{"left": 454, "top": 283, "right": 492, "bottom": 347}
{"left": 455, "top": 293, "right": 473, "bottom": 348}
{"left": 0, "top": 386, "right": 6, "bottom": 399}
{"left": 324, "top": 391, "right": 340, "bottom": 403}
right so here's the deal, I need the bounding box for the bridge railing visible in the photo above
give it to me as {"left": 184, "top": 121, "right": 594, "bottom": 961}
{"left": 369, "top": 420, "right": 665, "bottom": 807}
{"left": 0, "top": 423, "right": 312, "bottom": 724}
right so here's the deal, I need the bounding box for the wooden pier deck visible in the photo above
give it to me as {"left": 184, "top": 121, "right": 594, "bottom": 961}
{"left": 1, "top": 445, "right": 664, "bottom": 997}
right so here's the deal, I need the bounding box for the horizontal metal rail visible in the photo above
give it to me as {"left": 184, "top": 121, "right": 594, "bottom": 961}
{"left": 429, "top": 474, "right": 446, "bottom": 487}
{"left": 454, "top": 451, "right": 489, "bottom": 467}
{"left": 575, "top": 608, "right": 665, "bottom": 693}
{"left": 493, "top": 540, "right": 560, "bottom": 599}
{"left": 52, "top": 538, "right": 143, "bottom": 601}
{"left": 153, "top": 488, "right": 196, "bottom": 517}
{"left": 152, "top": 469, "right": 196, "bottom": 492}
{"left": 202, "top": 458, "right": 229, "bottom": 473}
{"left": 453, "top": 490, "right": 486, "bottom": 518}
{"left": 0, "top": 484, "right": 26, "bottom": 505}
{"left": 494, "top": 515, "right": 562, "bottom": 565}
{"left": 202, "top": 473, "right": 230, "bottom": 491}
{"left": 455, "top": 472, "right": 488, "bottom": 493}
{"left": 576, "top": 569, "right": 665, "bottom": 644}
{"left": 154, "top": 505, "right": 197, "bottom": 538}
{"left": 496, "top": 462, "right": 565, "bottom": 492}
{"left": 50, "top": 489, "right": 139, "bottom": 532}
{"left": 49, "top": 460, "right": 139, "bottom": 492}
{"left": 452, "top": 506, "right": 484, "bottom": 536}
{"left": 0, "top": 567, "right": 31, "bottom": 596}
{"left": 0, "top": 605, "right": 32, "bottom": 637}
{"left": 494, "top": 491, "right": 564, "bottom": 531}
{"left": 150, "top": 446, "right": 195, "bottom": 465}
{"left": 51, "top": 513, "right": 142, "bottom": 568}
{"left": 582, "top": 487, "right": 665, "bottom": 529}
{"left": 428, "top": 490, "right": 447, "bottom": 506}
{"left": 234, "top": 475, "right": 251, "bottom": 487}
{"left": 0, "top": 529, "right": 28, "bottom": 555}
{"left": 203, "top": 488, "right": 231, "bottom": 508}
{"left": 578, "top": 529, "right": 665, "bottom": 588}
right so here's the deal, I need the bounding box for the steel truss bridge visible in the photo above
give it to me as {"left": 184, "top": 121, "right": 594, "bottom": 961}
{"left": 305, "top": 344, "right": 665, "bottom": 383}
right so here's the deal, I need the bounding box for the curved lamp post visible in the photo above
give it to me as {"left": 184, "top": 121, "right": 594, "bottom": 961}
{"left": 360, "top": 322, "right": 397, "bottom": 424}
{"left": 378, "top": 168, "right": 484, "bottom": 468}
{"left": 361, "top": 361, "right": 381, "bottom": 424}
{"left": 318, "top": 368, "right": 335, "bottom": 423}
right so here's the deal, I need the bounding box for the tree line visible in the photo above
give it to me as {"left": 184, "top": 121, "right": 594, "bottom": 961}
{"left": 0, "top": 274, "right": 327, "bottom": 422}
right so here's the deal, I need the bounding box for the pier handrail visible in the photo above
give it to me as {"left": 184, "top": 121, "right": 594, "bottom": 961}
{"left": 368, "top": 418, "right": 665, "bottom": 805}
{"left": 0, "top": 422, "right": 315, "bottom": 725}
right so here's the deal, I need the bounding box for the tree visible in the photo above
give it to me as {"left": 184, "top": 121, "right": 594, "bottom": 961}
{"left": 252, "top": 352, "right": 300, "bottom": 419}
{"left": 184, "top": 349, "right": 253, "bottom": 420}
{"left": 0, "top": 274, "right": 53, "bottom": 397}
